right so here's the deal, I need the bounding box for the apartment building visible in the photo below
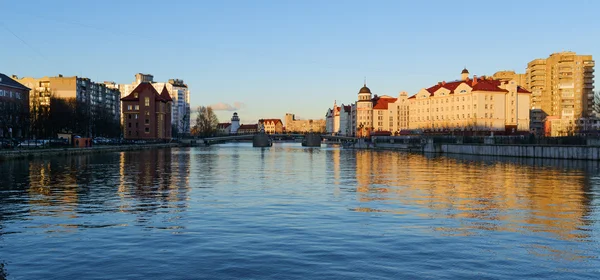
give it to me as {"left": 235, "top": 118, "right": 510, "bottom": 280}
{"left": 524, "top": 52, "right": 595, "bottom": 136}
{"left": 0, "top": 73, "right": 30, "bottom": 138}
{"left": 121, "top": 83, "right": 172, "bottom": 140}
{"left": 16, "top": 75, "right": 120, "bottom": 137}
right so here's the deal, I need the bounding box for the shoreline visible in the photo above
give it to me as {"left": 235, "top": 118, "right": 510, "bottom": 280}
{"left": 0, "top": 143, "right": 180, "bottom": 161}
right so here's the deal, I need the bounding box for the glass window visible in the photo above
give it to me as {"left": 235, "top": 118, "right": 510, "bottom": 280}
{"left": 145, "top": 97, "right": 150, "bottom": 106}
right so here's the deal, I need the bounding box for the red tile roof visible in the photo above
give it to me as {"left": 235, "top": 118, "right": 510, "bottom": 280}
{"left": 239, "top": 124, "right": 258, "bottom": 130}
{"left": 120, "top": 82, "right": 174, "bottom": 102}
{"left": 217, "top": 123, "right": 231, "bottom": 129}
{"left": 259, "top": 119, "right": 282, "bottom": 125}
{"left": 372, "top": 96, "right": 397, "bottom": 110}
{"left": 517, "top": 86, "right": 531, "bottom": 93}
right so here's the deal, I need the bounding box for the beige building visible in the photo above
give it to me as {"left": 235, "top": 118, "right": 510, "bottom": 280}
{"left": 258, "top": 119, "right": 283, "bottom": 134}
{"left": 524, "top": 52, "right": 595, "bottom": 136}
{"left": 285, "top": 113, "right": 325, "bottom": 133}
{"left": 16, "top": 75, "right": 121, "bottom": 136}
{"left": 408, "top": 69, "right": 531, "bottom": 133}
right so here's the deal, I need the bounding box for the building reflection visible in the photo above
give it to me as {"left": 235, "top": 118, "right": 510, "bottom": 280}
{"left": 118, "top": 148, "right": 191, "bottom": 218}
{"left": 350, "top": 149, "right": 595, "bottom": 242}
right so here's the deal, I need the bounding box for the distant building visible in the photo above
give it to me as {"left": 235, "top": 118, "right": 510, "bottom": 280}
{"left": 230, "top": 112, "right": 240, "bottom": 134}
{"left": 16, "top": 74, "right": 120, "bottom": 137}
{"left": 0, "top": 73, "right": 30, "bottom": 138}
{"left": 258, "top": 119, "right": 283, "bottom": 134}
{"left": 284, "top": 113, "right": 325, "bottom": 133}
{"left": 325, "top": 102, "right": 352, "bottom": 135}
{"left": 237, "top": 124, "right": 258, "bottom": 134}
{"left": 119, "top": 73, "right": 190, "bottom": 135}
{"left": 217, "top": 123, "right": 232, "bottom": 135}
{"left": 121, "top": 83, "right": 172, "bottom": 140}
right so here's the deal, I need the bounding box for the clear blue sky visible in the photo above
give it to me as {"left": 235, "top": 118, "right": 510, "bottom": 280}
{"left": 2, "top": 0, "right": 598, "bottom": 124}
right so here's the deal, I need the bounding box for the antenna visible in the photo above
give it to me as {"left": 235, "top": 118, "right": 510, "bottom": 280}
{"left": 364, "top": 76, "right": 367, "bottom": 86}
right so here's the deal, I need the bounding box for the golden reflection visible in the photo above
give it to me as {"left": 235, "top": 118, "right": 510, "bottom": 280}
{"left": 350, "top": 150, "right": 593, "bottom": 242}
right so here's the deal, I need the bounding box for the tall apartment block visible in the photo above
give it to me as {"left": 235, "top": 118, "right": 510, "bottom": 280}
{"left": 120, "top": 73, "right": 190, "bottom": 135}
{"left": 15, "top": 75, "right": 121, "bottom": 137}
{"left": 525, "top": 52, "right": 595, "bottom": 136}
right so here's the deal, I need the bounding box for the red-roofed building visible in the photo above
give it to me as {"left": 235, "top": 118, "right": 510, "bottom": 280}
{"left": 217, "top": 122, "right": 232, "bottom": 135}
{"left": 238, "top": 124, "right": 258, "bottom": 134}
{"left": 258, "top": 118, "right": 283, "bottom": 134}
{"left": 407, "top": 69, "right": 531, "bottom": 133}
{"left": 121, "top": 82, "right": 172, "bottom": 140}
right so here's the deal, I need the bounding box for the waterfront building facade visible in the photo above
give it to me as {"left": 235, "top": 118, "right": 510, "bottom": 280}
{"left": 237, "top": 124, "right": 258, "bottom": 134}
{"left": 121, "top": 83, "right": 172, "bottom": 140}
{"left": 217, "top": 123, "right": 232, "bottom": 135}
{"left": 120, "top": 73, "right": 191, "bottom": 135}
{"left": 258, "top": 119, "right": 283, "bottom": 134}
{"left": 0, "top": 73, "right": 30, "bottom": 138}
{"left": 284, "top": 113, "right": 326, "bottom": 133}
{"left": 408, "top": 69, "right": 531, "bottom": 133}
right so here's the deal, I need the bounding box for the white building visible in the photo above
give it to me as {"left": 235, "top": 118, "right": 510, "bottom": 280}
{"left": 325, "top": 101, "right": 353, "bottom": 136}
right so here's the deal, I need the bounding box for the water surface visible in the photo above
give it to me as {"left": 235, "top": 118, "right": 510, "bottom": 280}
{"left": 0, "top": 143, "right": 599, "bottom": 279}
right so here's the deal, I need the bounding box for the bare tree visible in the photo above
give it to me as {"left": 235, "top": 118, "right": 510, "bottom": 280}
{"left": 191, "top": 106, "right": 218, "bottom": 137}
{"left": 594, "top": 90, "right": 600, "bottom": 116}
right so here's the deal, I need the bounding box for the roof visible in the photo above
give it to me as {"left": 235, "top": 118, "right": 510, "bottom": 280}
{"left": 343, "top": 105, "right": 352, "bottom": 112}
{"left": 372, "top": 96, "right": 398, "bottom": 110}
{"left": 121, "top": 82, "right": 172, "bottom": 102}
{"left": 159, "top": 86, "right": 173, "bottom": 102}
{"left": 359, "top": 84, "right": 371, "bottom": 94}
{"left": 461, "top": 68, "right": 469, "bottom": 74}
{"left": 517, "top": 86, "right": 531, "bottom": 93}
{"left": 259, "top": 119, "right": 282, "bottom": 125}
{"left": 1, "top": 73, "right": 30, "bottom": 91}
{"left": 425, "top": 78, "right": 509, "bottom": 96}
{"left": 217, "top": 123, "right": 231, "bottom": 128}
{"left": 239, "top": 124, "right": 258, "bottom": 130}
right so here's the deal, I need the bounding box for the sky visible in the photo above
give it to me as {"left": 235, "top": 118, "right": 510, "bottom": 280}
{"left": 2, "top": 0, "right": 599, "bottom": 124}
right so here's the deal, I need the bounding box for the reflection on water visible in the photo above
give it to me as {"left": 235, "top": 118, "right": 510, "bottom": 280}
{"left": 0, "top": 144, "right": 598, "bottom": 279}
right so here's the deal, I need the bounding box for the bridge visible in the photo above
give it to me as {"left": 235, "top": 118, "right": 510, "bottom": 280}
{"left": 198, "top": 134, "right": 357, "bottom": 145}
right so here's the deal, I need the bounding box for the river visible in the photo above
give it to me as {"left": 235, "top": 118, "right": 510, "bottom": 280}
{"left": 0, "top": 143, "right": 598, "bottom": 279}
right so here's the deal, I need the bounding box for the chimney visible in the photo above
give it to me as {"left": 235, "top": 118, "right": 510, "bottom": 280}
{"left": 473, "top": 75, "right": 478, "bottom": 86}
{"left": 442, "top": 81, "right": 446, "bottom": 85}
{"left": 11, "top": 75, "right": 18, "bottom": 79}
{"left": 438, "top": 82, "right": 442, "bottom": 86}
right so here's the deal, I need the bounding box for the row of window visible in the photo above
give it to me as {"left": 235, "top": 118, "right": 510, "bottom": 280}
{"left": 0, "top": 89, "right": 24, "bottom": 99}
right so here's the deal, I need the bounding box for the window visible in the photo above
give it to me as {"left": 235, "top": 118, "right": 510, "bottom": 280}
{"left": 127, "top": 105, "right": 132, "bottom": 110}
{"left": 145, "top": 97, "right": 150, "bottom": 106}
{"left": 128, "top": 114, "right": 132, "bottom": 119}
{"left": 134, "top": 105, "right": 139, "bottom": 110}
{"left": 145, "top": 127, "right": 150, "bottom": 133}
{"left": 145, "top": 111, "right": 150, "bottom": 116}
{"left": 134, "top": 93, "right": 138, "bottom": 98}
{"left": 145, "top": 119, "right": 150, "bottom": 124}
{"left": 128, "top": 123, "right": 131, "bottom": 128}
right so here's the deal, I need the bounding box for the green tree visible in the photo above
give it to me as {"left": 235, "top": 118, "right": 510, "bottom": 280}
{"left": 191, "top": 106, "right": 218, "bottom": 137}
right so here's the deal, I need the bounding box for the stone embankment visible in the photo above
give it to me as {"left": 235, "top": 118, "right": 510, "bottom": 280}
{"left": 0, "top": 143, "right": 179, "bottom": 161}
{"left": 366, "top": 136, "right": 600, "bottom": 161}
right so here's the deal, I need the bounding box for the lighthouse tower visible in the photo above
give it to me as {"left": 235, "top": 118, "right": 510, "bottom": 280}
{"left": 230, "top": 112, "right": 240, "bottom": 134}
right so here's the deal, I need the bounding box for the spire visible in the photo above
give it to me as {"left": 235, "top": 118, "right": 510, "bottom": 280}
{"left": 364, "top": 76, "right": 367, "bottom": 86}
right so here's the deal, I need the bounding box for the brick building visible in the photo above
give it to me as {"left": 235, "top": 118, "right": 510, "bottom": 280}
{"left": 0, "top": 73, "right": 30, "bottom": 138}
{"left": 121, "top": 83, "right": 172, "bottom": 140}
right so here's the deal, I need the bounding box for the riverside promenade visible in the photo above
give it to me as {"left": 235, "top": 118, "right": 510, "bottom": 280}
{"left": 0, "top": 143, "right": 179, "bottom": 161}
{"left": 366, "top": 136, "right": 600, "bottom": 161}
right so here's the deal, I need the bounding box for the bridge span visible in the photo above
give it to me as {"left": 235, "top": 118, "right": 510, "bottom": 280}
{"left": 200, "top": 134, "right": 357, "bottom": 145}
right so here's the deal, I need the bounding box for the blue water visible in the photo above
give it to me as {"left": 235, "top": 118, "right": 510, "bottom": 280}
{"left": 0, "top": 143, "right": 599, "bottom": 279}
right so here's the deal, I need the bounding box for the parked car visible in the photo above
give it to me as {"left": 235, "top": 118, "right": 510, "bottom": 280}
{"left": 17, "top": 140, "right": 50, "bottom": 148}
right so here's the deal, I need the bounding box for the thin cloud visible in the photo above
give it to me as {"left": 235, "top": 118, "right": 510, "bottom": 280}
{"left": 209, "top": 102, "right": 245, "bottom": 111}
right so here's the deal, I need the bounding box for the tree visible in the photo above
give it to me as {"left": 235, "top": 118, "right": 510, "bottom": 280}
{"left": 191, "top": 106, "right": 218, "bottom": 137}
{"left": 594, "top": 90, "right": 600, "bottom": 116}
